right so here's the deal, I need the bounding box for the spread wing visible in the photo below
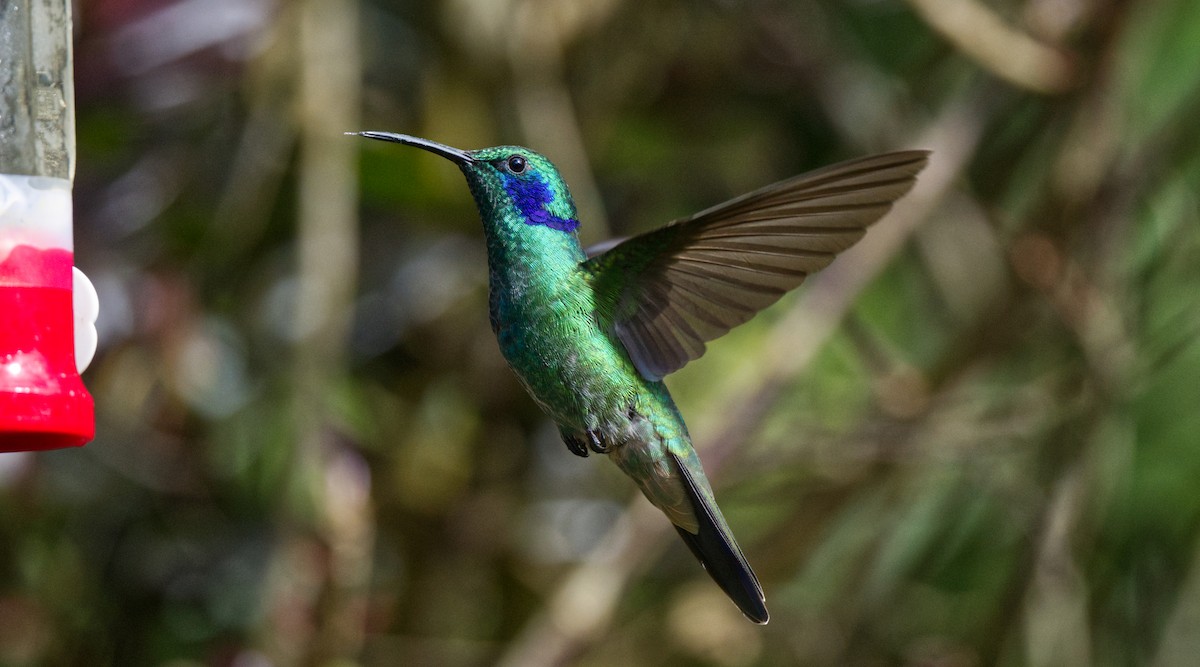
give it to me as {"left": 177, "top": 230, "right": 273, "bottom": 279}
{"left": 585, "top": 150, "right": 929, "bottom": 381}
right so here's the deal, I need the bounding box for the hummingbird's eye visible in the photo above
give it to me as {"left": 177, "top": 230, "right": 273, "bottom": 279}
{"left": 506, "top": 155, "right": 527, "bottom": 174}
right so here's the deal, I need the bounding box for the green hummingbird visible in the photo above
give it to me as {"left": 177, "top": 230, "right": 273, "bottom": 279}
{"left": 352, "top": 130, "right": 928, "bottom": 624}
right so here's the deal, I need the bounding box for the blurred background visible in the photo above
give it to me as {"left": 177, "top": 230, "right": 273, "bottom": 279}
{"left": 2, "top": 0, "right": 1199, "bottom": 664}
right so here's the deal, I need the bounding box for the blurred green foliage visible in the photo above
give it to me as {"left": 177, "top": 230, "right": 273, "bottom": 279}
{"left": 2, "top": 0, "right": 1199, "bottom": 665}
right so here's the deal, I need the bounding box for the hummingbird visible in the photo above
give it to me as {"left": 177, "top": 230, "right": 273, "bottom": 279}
{"left": 351, "top": 130, "right": 928, "bottom": 624}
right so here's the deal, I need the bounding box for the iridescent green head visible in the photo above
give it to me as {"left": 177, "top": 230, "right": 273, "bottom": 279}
{"left": 351, "top": 132, "right": 580, "bottom": 234}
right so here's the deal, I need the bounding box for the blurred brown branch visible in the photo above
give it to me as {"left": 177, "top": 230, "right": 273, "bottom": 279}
{"left": 261, "top": 0, "right": 373, "bottom": 664}
{"left": 907, "top": 0, "right": 1077, "bottom": 93}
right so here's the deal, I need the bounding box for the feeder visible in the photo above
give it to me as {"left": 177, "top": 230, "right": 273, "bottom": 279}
{"left": 0, "top": 0, "right": 94, "bottom": 451}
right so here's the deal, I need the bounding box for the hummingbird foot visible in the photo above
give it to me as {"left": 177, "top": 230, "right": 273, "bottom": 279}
{"left": 586, "top": 429, "right": 611, "bottom": 454}
{"left": 561, "top": 432, "right": 589, "bottom": 458}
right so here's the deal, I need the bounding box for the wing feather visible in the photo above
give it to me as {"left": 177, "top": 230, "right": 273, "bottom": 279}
{"left": 587, "top": 150, "right": 929, "bottom": 380}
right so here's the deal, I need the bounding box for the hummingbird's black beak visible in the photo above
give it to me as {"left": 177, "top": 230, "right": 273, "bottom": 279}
{"left": 347, "top": 131, "right": 475, "bottom": 166}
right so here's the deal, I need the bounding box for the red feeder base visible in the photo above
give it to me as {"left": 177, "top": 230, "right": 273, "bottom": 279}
{"left": 0, "top": 284, "right": 94, "bottom": 451}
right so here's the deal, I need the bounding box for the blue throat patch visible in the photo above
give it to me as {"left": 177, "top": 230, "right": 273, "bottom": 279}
{"left": 503, "top": 174, "right": 579, "bottom": 232}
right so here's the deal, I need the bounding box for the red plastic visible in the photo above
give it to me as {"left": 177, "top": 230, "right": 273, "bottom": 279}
{"left": 0, "top": 245, "right": 94, "bottom": 451}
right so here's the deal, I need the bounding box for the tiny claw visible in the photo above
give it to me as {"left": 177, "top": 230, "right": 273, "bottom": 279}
{"left": 562, "top": 434, "right": 589, "bottom": 458}
{"left": 586, "top": 429, "right": 610, "bottom": 454}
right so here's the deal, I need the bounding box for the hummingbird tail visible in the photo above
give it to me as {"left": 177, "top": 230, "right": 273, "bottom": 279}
{"left": 671, "top": 453, "right": 769, "bottom": 624}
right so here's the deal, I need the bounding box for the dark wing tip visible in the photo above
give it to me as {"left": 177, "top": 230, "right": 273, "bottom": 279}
{"left": 874, "top": 149, "right": 931, "bottom": 185}
{"left": 671, "top": 454, "right": 769, "bottom": 625}
{"left": 887, "top": 148, "right": 932, "bottom": 174}
{"left": 874, "top": 148, "right": 931, "bottom": 163}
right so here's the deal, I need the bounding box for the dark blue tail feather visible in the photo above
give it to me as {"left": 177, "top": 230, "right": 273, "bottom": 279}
{"left": 671, "top": 453, "right": 769, "bottom": 624}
